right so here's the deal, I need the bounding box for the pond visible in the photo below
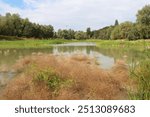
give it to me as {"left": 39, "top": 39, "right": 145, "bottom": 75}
{"left": 0, "top": 42, "right": 146, "bottom": 86}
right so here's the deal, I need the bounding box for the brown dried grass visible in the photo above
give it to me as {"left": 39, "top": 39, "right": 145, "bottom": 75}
{"left": 0, "top": 54, "right": 130, "bottom": 100}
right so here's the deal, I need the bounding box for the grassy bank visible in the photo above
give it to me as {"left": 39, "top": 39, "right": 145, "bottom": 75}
{"left": 0, "top": 39, "right": 150, "bottom": 49}
{"left": 0, "top": 39, "right": 76, "bottom": 49}
{"left": 93, "top": 39, "right": 150, "bottom": 51}
{"left": 93, "top": 40, "right": 150, "bottom": 100}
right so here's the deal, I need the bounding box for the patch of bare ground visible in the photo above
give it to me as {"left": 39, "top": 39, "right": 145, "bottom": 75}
{"left": 0, "top": 54, "right": 131, "bottom": 100}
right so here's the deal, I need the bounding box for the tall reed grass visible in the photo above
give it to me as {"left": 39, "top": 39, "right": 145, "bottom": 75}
{"left": 129, "top": 59, "right": 150, "bottom": 100}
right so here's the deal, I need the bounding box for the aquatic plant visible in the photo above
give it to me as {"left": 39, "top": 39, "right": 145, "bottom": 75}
{"left": 0, "top": 54, "right": 130, "bottom": 100}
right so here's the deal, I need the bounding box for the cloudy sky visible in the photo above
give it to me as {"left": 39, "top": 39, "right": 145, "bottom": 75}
{"left": 0, "top": 0, "right": 149, "bottom": 30}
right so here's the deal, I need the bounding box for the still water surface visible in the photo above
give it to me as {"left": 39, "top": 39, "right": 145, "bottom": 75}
{"left": 0, "top": 42, "right": 145, "bottom": 86}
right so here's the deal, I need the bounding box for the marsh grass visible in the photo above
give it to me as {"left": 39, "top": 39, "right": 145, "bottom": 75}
{"left": 0, "top": 39, "right": 149, "bottom": 99}
{"left": 0, "top": 54, "right": 130, "bottom": 100}
{"left": 127, "top": 41, "right": 150, "bottom": 100}
{"left": 95, "top": 39, "right": 150, "bottom": 100}
{"left": 129, "top": 59, "right": 150, "bottom": 100}
{"left": 95, "top": 39, "right": 150, "bottom": 51}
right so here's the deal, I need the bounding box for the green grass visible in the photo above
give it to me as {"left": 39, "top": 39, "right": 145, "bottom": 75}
{"left": 0, "top": 39, "right": 77, "bottom": 49}
{"left": 129, "top": 59, "right": 150, "bottom": 100}
{"left": 93, "top": 39, "right": 150, "bottom": 51}
{"left": 33, "top": 68, "right": 74, "bottom": 96}
{"left": 35, "top": 68, "right": 63, "bottom": 90}
{"left": 0, "top": 39, "right": 150, "bottom": 49}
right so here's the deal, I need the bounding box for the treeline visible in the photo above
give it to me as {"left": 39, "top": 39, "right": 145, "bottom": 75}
{"left": 0, "top": 13, "right": 54, "bottom": 39}
{"left": 0, "top": 5, "right": 150, "bottom": 40}
{"left": 56, "top": 5, "right": 150, "bottom": 40}
{"left": 107, "top": 4, "right": 150, "bottom": 40}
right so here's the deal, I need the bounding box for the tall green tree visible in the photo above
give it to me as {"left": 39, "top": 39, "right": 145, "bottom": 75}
{"left": 136, "top": 5, "right": 150, "bottom": 39}
{"left": 0, "top": 13, "right": 54, "bottom": 39}
{"left": 111, "top": 22, "right": 133, "bottom": 39}
{"left": 137, "top": 5, "right": 150, "bottom": 25}
{"left": 115, "top": 19, "right": 119, "bottom": 26}
{"left": 86, "top": 27, "right": 91, "bottom": 38}
{"left": 75, "top": 31, "right": 87, "bottom": 40}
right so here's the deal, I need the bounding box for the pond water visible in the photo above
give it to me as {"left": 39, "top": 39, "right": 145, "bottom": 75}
{"left": 0, "top": 42, "right": 146, "bottom": 85}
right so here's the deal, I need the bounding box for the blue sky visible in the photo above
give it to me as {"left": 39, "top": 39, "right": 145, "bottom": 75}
{"left": 0, "top": 0, "right": 149, "bottom": 30}
{"left": 2, "top": 0, "right": 24, "bottom": 8}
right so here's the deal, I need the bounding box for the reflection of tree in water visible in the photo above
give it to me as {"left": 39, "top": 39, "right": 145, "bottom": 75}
{"left": 0, "top": 46, "right": 147, "bottom": 69}
{"left": 53, "top": 46, "right": 96, "bottom": 55}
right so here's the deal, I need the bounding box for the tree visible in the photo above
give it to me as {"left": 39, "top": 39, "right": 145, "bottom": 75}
{"left": 111, "top": 26, "right": 121, "bottom": 40}
{"left": 91, "top": 26, "right": 114, "bottom": 39}
{"left": 75, "top": 31, "right": 87, "bottom": 40}
{"left": 0, "top": 13, "right": 54, "bottom": 39}
{"left": 111, "top": 22, "right": 133, "bottom": 40}
{"left": 86, "top": 27, "right": 91, "bottom": 38}
{"left": 115, "top": 20, "right": 119, "bottom": 26}
{"left": 137, "top": 5, "right": 150, "bottom": 26}
{"left": 68, "top": 29, "right": 75, "bottom": 39}
{"left": 136, "top": 5, "right": 150, "bottom": 39}
{"left": 22, "top": 18, "right": 34, "bottom": 37}
{"left": 128, "top": 24, "right": 141, "bottom": 40}
{"left": 57, "top": 29, "right": 75, "bottom": 39}
{"left": 92, "top": 30, "right": 99, "bottom": 39}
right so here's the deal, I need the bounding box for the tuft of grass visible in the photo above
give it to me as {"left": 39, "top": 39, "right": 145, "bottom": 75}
{"left": 34, "top": 68, "right": 62, "bottom": 90}
{"left": 32, "top": 67, "right": 74, "bottom": 96}
{"left": 129, "top": 59, "right": 150, "bottom": 100}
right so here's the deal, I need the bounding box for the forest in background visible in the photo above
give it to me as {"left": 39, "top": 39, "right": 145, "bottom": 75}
{"left": 0, "top": 5, "right": 150, "bottom": 40}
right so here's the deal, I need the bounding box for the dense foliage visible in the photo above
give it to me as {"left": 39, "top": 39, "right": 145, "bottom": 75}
{"left": 0, "top": 5, "right": 150, "bottom": 40}
{"left": 94, "top": 5, "right": 150, "bottom": 40}
{"left": 0, "top": 13, "right": 54, "bottom": 39}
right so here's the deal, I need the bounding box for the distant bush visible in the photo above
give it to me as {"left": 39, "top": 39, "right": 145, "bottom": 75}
{"left": 0, "top": 35, "right": 22, "bottom": 40}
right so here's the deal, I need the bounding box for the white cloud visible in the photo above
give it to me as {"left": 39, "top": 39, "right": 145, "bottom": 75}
{"left": 0, "top": 0, "right": 150, "bottom": 30}
{"left": 0, "top": 1, "right": 21, "bottom": 14}
{"left": 23, "top": 0, "right": 37, "bottom": 5}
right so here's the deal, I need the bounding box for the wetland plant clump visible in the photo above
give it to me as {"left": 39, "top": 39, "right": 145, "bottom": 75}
{"left": 0, "top": 54, "right": 131, "bottom": 100}
{"left": 129, "top": 59, "right": 150, "bottom": 100}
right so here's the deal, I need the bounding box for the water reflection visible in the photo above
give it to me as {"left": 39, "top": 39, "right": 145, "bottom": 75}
{"left": 0, "top": 42, "right": 147, "bottom": 81}
{"left": 52, "top": 45, "right": 115, "bottom": 69}
{"left": 0, "top": 71, "right": 17, "bottom": 88}
{"left": 0, "top": 48, "right": 53, "bottom": 67}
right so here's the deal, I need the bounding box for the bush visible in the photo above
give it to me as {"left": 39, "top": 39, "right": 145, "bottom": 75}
{"left": 0, "top": 35, "right": 22, "bottom": 40}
